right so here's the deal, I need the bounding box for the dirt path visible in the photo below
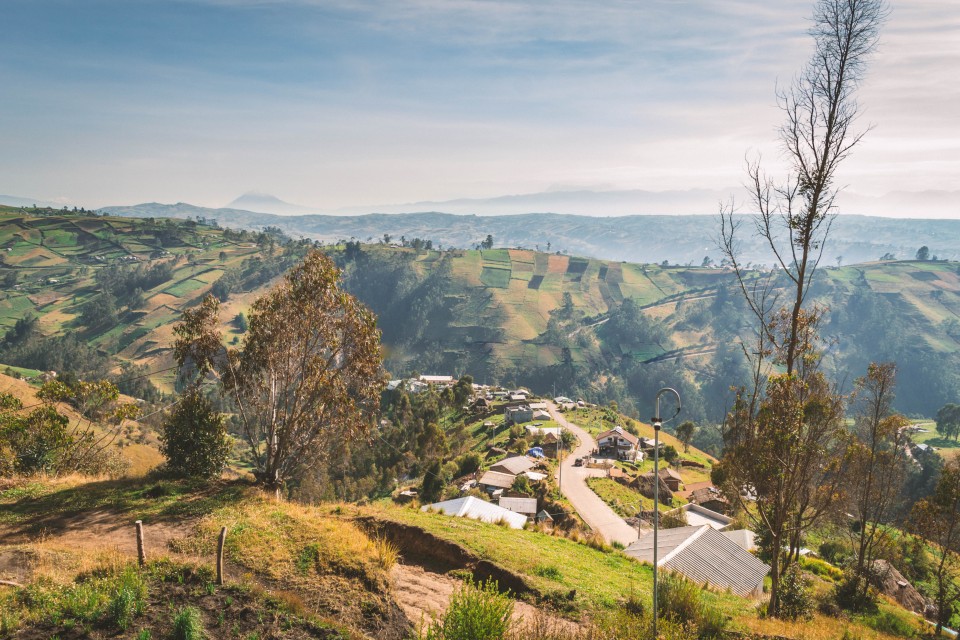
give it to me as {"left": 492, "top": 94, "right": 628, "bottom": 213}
{"left": 548, "top": 402, "right": 640, "bottom": 547}
{"left": 390, "top": 563, "right": 580, "bottom": 634}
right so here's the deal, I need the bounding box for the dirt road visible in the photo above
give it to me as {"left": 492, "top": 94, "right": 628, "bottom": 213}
{"left": 547, "top": 402, "right": 640, "bottom": 547}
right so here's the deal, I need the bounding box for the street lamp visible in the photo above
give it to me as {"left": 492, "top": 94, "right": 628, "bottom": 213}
{"left": 651, "top": 387, "right": 681, "bottom": 640}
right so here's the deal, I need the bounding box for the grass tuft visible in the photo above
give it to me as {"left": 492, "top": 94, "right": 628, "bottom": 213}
{"left": 171, "top": 606, "right": 205, "bottom": 640}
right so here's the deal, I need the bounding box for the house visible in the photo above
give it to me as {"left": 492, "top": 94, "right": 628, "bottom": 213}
{"left": 422, "top": 496, "right": 527, "bottom": 529}
{"left": 478, "top": 470, "right": 517, "bottom": 493}
{"left": 527, "top": 401, "right": 548, "bottom": 411}
{"left": 498, "top": 496, "right": 538, "bottom": 519}
{"left": 624, "top": 525, "right": 770, "bottom": 596}
{"left": 419, "top": 375, "right": 455, "bottom": 385}
{"left": 689, "top": 486, "right": 729, "bottom": 515}
{"left": 505, "top": 405, "right": 533, "bottom": 424}
{"left": 524, "top": 425, "right": 561, "bottom": 438}
{"left": 535, "top": 510, "right": 554, "bottom": 525}
{"left": 721, "top": 529, "right": 757, "bottom": 552}
{"left": 659, "top": 467, "right": 684, "bottom": 492}
{"left": 639, "top": 437, "right": 665, "bottom": 453}
{"left": 490, "top": 455, "right": 537, "bottom": 476}
{"left": 509, "top": 393, "right": 527, "bottom": 402}
{"left": 532, "top": 410, "right": 551, "bottom": 420}
{"left": 472, "top": 397, "right": 490, "bottom": 411}
{"left": 596, "top": 426, "right": 640, "bottom": 461}
{"left": 666, "top": 503, "right": 733, "bottom": 530}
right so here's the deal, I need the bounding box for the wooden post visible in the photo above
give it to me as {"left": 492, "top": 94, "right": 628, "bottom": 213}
{"left": 135, "top": 520, "right": 145, "bottom": 567}
{"left": 216, "top": 526, "right": 227, "bottom": 585}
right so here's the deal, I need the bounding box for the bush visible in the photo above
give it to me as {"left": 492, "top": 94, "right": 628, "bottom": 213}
{"left": 159, "top": 384, "right": 230, "bottom": 479}
{"left": 456, "top": 452, "right": 483, "bottom": 477}
{"left": 422, "top": 579, "right": 513, "bottom": 640}
{"left": 657, "top": 572, "right": 729, "bottom": 639}
{"left": 834, "top": 570, "right": 877, "bottom": 613}
{"left": 778, "top": 564, "right": 814, "bottom": 621}
{"left": 818, "top": 540, "right": 850, "bottom": 566}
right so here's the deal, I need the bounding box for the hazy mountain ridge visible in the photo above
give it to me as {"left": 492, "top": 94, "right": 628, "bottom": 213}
{"left": 100, "top": 201, "right": 960, "bottom": 265}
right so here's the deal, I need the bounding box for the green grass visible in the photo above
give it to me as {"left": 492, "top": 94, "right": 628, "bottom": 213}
{"left": 480, "top": 266, "right": 512, "bottom": 288}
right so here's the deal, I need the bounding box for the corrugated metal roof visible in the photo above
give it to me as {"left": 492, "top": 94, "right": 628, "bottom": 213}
{"left": 625, "top": 525, "right": 769, "bottom": 597}
{"left": 421, "top": 496, "right": 527, "bottom": 529}
{"left": 490, "top": 456, "right": 536, "bottom": 475}
{"left": 479, "top": 470, "right": 517, "bottom": 489}
{"left": 498, "top": 496, "right": 538, "bottom": 515}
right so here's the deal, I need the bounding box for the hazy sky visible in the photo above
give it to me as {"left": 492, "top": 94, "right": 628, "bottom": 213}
{"left": 1, "top": 0, "right": 958, "bottom": 212}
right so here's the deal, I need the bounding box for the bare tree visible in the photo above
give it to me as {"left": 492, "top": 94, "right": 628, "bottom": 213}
{"left": 844, "top": 362, "right": 908, "bottom": 609}
{"left": 716, "top": 0, "right": 887, "bottom": 618}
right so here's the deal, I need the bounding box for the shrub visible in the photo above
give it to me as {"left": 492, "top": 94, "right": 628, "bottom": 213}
{"left": 456, "top": 452, "right": 483, "bottom": 477}
{"left": 833, "top": 571, "right": 877, "bottom": 613}
{"left": 656, "top": 572, "right": 729, "bottom": 639}
{"left": 159, "top": 384, "right": 230, "bottom": 479}
{"left": 818, "top": 540, "right": 850, "bottom": 566}
{"left": 171, "top": 606, "right": 205, "bottom": 640}
{"left": 778, "top": 564, "right": 814, "bottom": 621}
{"left": 422, "top": 579, "right": 513, "bottom": 640}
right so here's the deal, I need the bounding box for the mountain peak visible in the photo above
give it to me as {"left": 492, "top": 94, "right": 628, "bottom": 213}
{"left": 226, "top": 192, "right": 316, "bottom": 215}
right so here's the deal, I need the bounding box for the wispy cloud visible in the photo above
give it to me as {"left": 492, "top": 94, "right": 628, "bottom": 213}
{"left": 0, "top": 0, "right": 956, "bottom": 211}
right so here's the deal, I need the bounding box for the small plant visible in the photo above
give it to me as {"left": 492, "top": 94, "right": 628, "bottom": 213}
{"left": 373, "top": 536, "right": 400, "bottom": 570}
{"left": 171, "top": 606, "right": 205, "bottom": 640}
{"left": 533, "top": 565, "right": 562, "bottom": 580}
{"left": 421, "top": 578, "right": 513, "bottom": 640}
{"left": 136, "top": 629, "right": 152, "bottom": 640}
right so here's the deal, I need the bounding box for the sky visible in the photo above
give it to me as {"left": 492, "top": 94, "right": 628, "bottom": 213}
{"left": 1, "top": 0, "right": 958, "bottom": 215}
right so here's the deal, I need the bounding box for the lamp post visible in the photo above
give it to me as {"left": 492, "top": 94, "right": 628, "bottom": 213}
{"left": 651, "top": 387, "right": 681, "bottom": 640}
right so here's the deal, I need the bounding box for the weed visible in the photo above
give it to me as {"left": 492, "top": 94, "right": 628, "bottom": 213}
{"left": 136, "top": 629, "right": 152, "bottom": 640}
{"left": 373, "top": 536, "right": 400, "bottom": 570}
{"left": 421, "top": 578, "right": 513, "bottom": 640}
{"left": 171, "top": 606, "right": 205, "bottom": 640}
{"left": 533, "top": 564, "right": 563, "bottom": 580}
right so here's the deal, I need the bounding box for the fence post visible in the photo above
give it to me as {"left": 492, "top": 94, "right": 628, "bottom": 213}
{"left": 216, "top": 526, "right": 228, "bottom": 585}
{"left": 135, "top": 520, "right": 145, "bottom": 567}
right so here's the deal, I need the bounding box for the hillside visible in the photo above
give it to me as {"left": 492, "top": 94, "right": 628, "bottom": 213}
{"left": 3, "top": 209, "right": 959, "bottom": 420}
{"left": 99, "top": 202, "right": 960, "bottom": 265}
{"left": 0, "top": 207, "right": 310, "bottom": 393}
{"left": 0, "top": 474, "right": 928, "bottom": 640}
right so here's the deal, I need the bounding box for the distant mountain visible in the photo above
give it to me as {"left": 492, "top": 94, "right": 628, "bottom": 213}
{"left": 333, "top": 187, "right": 960, "bottom": 218}
{"left": 333, "top": 188, "right": 742, "bottom": 216}
{"left": 0, "top": 194, "right": 60, "bottom": 208}
{"left": 226, "top": 192, "right": 321, "bottom": 215}
{"left": 100, "top": 202, "right": 960, "bottom": 266}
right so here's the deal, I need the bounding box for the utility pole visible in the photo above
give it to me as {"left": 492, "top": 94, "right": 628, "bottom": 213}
{"left": 651, "top": 387, "right": 681, "bottom": 640}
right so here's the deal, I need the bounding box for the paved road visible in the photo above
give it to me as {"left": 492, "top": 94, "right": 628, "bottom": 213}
{"left": 548, "top": 402, "right": 640, "bottom": 547}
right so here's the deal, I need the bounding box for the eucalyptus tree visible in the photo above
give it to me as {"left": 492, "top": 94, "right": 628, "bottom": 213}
{"left": 174, "top": 250, "right": 384, "bottom": 493}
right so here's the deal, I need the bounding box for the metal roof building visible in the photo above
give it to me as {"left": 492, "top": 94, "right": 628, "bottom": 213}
{"left": 624, "top": 525, "right": 769, "bottom": 596}
{"left": 490, "top": 456, "right": 537, "bottom": 476}
{"left": 421, "top": 496, "right": 527, "bottom": 529}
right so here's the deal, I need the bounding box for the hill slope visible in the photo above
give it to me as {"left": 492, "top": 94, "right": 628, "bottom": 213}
{"left": 2, "top": 209, "right": 958, "bottom": 419}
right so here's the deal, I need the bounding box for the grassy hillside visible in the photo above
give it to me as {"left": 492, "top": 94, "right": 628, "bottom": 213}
{"left": 0, "top": 207, "right": 307, "bottom": 393}
{"left": 0, "top": 475, "right": 926, "bottom": 640}
{"left": 3, "top": 209, "right": 959, "bottom": 420}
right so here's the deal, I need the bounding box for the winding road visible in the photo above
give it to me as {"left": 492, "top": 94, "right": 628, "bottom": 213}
{"left": 547, "top": 402, "right": 640, "bottom": 547}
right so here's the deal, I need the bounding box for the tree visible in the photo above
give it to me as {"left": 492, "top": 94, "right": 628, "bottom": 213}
{"left": 174, "top": 250, "right": 384, "bottom": 492}
{"left": 916, "top": 246, "right": 930, "bottom": 261}
{"left": 843, "top": 362, "right": 909, "bottom": 610}
{"left": 717, "top": 0, "right": 887, "bottom": 616}
{"left": 160, "top": 384, "right": 230, "bottom": 479}
{"left": 936, "top": 403, "right": 960, "bottom": 441}
{"left": 911, "top": 459, "right": 960, "bottom": 635}
{"left": 675, "top": 421, "right": 696, "bottom": 453}
{"left": 481, "top": 235, "right": 494, "bottom": 250}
